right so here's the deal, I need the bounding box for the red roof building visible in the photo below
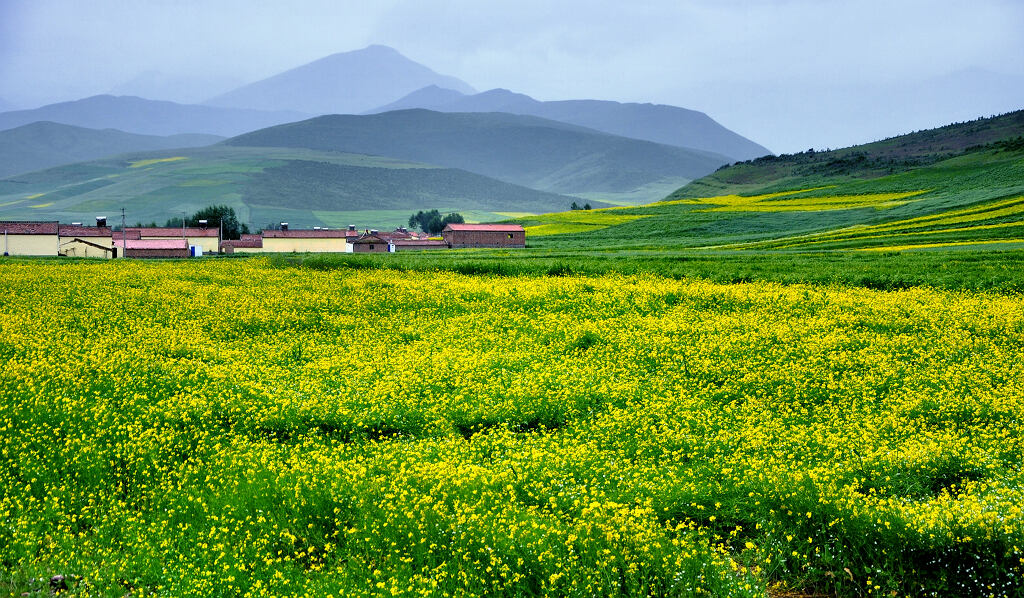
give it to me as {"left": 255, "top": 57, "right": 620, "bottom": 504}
{"left": 58, "top": 225, "right": 113, "bottom": 238}
{"left": 1, "top": 221, "right": 60, "bottom": 256}
{"left": 441, "top": 223, "right": 525, "bottom": 249}
{"left": 1, "top": 221, "right": 59, "bottom": 235}
{"left": 221, "top": 234, "right": 264, "bottom": 254}
{"left": 122, "top": 238, "right": 189, "bottom": 258}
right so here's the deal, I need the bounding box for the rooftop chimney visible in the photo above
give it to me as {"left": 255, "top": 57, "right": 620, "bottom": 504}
{"left": 313, "top": 226, "right": 321, "bottom": 230}
{"left": 370, "top": 229, "right": 379, "bottom": 235}
{"left": 348, "top": 224, "right": 356, "bottom": 231}
{"left": 198, "top": 219, "right": 208, "bottom": 228}
{"left": 96, "top": 216, "right": 106, "bottom": 227}
{"left": 280, "top": 222, "right": 289, "bottom": 231}
{"left": 71, "top": 222, "right": 82, "bottom": 226}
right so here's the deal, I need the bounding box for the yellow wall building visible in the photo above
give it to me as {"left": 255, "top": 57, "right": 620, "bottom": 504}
{"left": 261, "top": 229, "right": 350, "bottom": 253}
{"left": 1, "top": 221, "right": 60, "bottom": 256}
{"left": 58, "top": 224, "right": 114, "bottom": 258}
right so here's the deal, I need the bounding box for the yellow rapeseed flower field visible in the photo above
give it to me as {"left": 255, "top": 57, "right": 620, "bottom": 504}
{"left": 1, "top": 259, "right": 1022, "bottom": 596}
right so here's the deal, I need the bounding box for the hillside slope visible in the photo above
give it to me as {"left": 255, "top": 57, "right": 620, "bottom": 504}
{"left": 224, "top": 110, "right": 731, "bottom": 198}
{"left": 0, "top": 95, "right": 308, "bottom": 137}
{"left": 0, "top": 146, "right": 579, "bottom": 230}
{"left": 370, "top": 86, "right": 771, "bottom": 161}
{"left": 512, "top": 111, "right": 1024, "bottom": 252}
{"left": 0, "top": 121, "right": 221, "bottom": 178}
{"left": 206, "top": 45, "right": 475, "bottom": 115}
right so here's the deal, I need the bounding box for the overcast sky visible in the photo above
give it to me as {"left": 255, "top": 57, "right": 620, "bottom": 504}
{"left": 1, "top": 0, "right": 1022, "bottom": 153}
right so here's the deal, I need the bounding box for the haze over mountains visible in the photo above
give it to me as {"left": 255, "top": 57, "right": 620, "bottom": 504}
{"left": 0, "top": 122, "right": 221, "bottom": 178}
{"left": 370, "top": 86, "right": 771, "bottom": 161}
{"left": 0, "top": 95, "right": 308, "bottom": 138}
{"left": 225, "top": 110, "right": 730, "bottom": 195}
{"left": 205, "top": 45, "right": 476, "bottom": 115}
{"left": 0, "top": 44, "right": 778, "bottom": 224}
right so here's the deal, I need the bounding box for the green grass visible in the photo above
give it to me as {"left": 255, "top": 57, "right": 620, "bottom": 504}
{"left": 264, "top": 248, "right": 1024, "bottom": 294}
{"left": 0, "top": 146, "right": 572, "bottom": 229}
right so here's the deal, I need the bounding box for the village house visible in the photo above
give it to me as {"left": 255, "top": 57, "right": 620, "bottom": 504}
{"left": 122, "top": 238, "right": 189, "bottom": 259}
{"left": 260, "top": 224, "right": 350, "bottom": 253}
{"left": 125, "top": 226, "right": 220, "bottom": 254}
{"left": 58, "top": 221, "right": 115, "bottom": 258}
{"left": 441, "top": 223, "right": 526, "bottom": 248}
{"left": 391, "top": 239, "right": 448, "bottom": 251}
{"left": 1, "top": 221, "right": 60, "bottom": 256}
{"left": 220, "top": 234, "right": 264, "bottom": 254}
{"left": 351, "top": 231, "right": 391, "bottom": 253}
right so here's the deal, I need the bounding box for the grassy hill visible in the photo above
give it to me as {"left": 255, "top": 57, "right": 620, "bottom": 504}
{"left": 369, "top": 87, "right": 772, "bottom": 161}
{"left": 224, "top": 110, "right": 731, "bottom": 203}
{"left": 510, "top": 110, "right": 1024, "bottom": 252}
{"left": 0, "top": 146, "right": 579, "bottom": 229}
{"left": 0, "top": 121, "right": 221, "bottom": 178}
{"left": 0, "top": 95, "right": 308, "bottom": 137}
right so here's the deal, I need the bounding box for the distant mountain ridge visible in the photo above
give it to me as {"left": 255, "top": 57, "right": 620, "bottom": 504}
{"left": 224, "top": 109, "right": 732, "bottom": 196}
{"left": 0, "top": 121, "right": 221, "bottom": 178}
{"left": 370, "top": 86, "right": 771, "bottom": 161}
{"left": 0, "top": 95, "right": 308, "bottom": 137}
{"left": 206, "top": 45, "right": 476, "bottom": 115}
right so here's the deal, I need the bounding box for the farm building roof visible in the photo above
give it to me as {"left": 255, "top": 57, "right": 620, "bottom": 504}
{"left": 120, "top": 239, "right": 189, "bottom": 250}
{"left": 126, "top": 227, "right": 219, "bottom": 237}
{"left": 442, "top": 223, "right": 525, "bottom": 232}
{"left": 391, "top": 239, "right": 448, "bottom": 248}
{"left": 0, "top": 221, "right": 59, "bottom": 235}
{"left": 222, "top": 234, "right": 263, "bottom": 248}
{"left": 263, "top": 229, "right": 349, "bottom": 238}
{"left": 352, "top": 232, "right": 390, "bottom": 244}
{"left": 60, "top": 237, "right": 114, "bottom": 252}
{"left": 58, "top": 225, "right": 113, "bottom": 237}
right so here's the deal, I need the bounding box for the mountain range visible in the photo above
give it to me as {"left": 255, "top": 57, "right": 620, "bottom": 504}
{"left": 0, "top": 44, "right": 776, "bottom": 224}
{"left": 370, "top": 86, "right": 771, "bottom": 161}
{"left": 0, "top": 121, "right": 221, "bottom": 178}
{"left": 205, "top": 45, "right": 476, "bottom": 115}
{"left": 224, "top": 109, "right": 730, "bottom": 195}
{"left": 0, "top": 95, "right": 308, "bottom": 138}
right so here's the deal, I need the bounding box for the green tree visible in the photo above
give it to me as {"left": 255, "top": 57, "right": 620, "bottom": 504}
{"left": 409, "top": 210, "right": 464, "bottom": 235}
{"left": 167, "top": 206, "right": 249, "bottom": 239}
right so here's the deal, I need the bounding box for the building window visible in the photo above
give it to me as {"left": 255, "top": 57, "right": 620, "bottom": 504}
{"left": 508, "top": 233, "right": 513, "bottom": 239}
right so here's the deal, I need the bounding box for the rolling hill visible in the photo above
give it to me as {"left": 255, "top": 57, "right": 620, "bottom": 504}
{"left": 0, "top": 146, "right": 581, "bottom": 230}
{"left": 206, "top": 45, "right": 476, "bottom": 115}
{"left": 224, "top": 110, "right": 732, "bottom": 201}
{"left": 0, "top": 95, "right": 308, "bottom": 137}
{"left": 371, "top": 87, "right": 771, "bottom": 161}
{"left": 510, "top": 110, "right": 1024, "bottom": 252}
{"left": 0, "top": 121, "right": 221, "bottom": 178}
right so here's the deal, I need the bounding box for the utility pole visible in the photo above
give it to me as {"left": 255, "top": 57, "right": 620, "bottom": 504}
{"left": 121, "top": 207, "right": 127, "bottom": 259}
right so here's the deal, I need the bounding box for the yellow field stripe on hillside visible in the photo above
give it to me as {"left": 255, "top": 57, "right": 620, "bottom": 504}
{"left": 853, "top": 195, "right": 1024, "bottom": 234}
{"left": 857, "top": 239, "right": 1024, "bottom": 251}
{"left": 767, "top": 220, "right": 1024, "bottom": 250}
{"left": 25, "top": 193, "right": 45, "bottom": 200}
{"left": 524, "top": 210, "right": 650, "bottom": 236}
{"left": 653, "top": 186, "right": 836, "bottom": 207}
{"left": 129, "top": 156, "right": 189, "bottom": 168}
{"left": 702, "top": 190, "right": 928, "bottom": 212}
{"left": 30, "top": 202, "right": 54, "bottom": 208}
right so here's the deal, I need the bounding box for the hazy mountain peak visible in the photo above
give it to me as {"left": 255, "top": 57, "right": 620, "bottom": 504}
{"left": 205, "top": 46, "right": 476, "bottom": 115}
{"left": 367, "top": 87, "right": 771, "bottom": 160}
